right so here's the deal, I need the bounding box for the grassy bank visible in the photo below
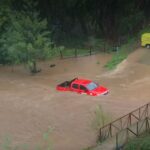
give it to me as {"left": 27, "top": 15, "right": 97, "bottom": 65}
{"left": 104, "top": 25, "right": 150, "bottom": 70}
{"left": 104, "top": 37, "right": 139, "bottom": 70}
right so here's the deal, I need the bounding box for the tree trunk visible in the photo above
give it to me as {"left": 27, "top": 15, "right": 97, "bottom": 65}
{"left": 31, "top": 61, "right": 41, "bottom": 74}
{"left": 32, "top": 61, "right": 37, "bottom": 73}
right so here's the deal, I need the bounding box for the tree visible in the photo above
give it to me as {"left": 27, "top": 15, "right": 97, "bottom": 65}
{"left": 0, "top": 0, "right": 13, "bottom": 64}
{"left": 0, "top": 0, "right": 53, "bottom": 73}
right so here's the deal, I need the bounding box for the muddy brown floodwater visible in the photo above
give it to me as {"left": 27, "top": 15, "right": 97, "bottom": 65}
{"left": 0, "top": 48, "right": 150, "bottom": 150}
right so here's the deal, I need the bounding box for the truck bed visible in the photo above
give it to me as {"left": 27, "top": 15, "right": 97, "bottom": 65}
{"left": 56, "top": 78, "right": 77, "bottom": 91}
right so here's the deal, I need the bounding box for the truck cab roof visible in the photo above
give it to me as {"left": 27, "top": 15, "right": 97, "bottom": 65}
{"left": 73, "top": 79, "right": 92, "bottom": 86}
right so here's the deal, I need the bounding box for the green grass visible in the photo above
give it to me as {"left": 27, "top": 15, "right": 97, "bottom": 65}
{"left": 104, "top": 52, "right": 127, "bottom": 70}
{"left": 104, "top": 37, "right": 138, "bottom": 70}
{"left": 124, "top": 133, "right": 150, "bottom": 150}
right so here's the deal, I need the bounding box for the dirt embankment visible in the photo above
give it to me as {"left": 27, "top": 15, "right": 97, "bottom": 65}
{"left": 0, "top": 48, "right": 150, "bottom": 150}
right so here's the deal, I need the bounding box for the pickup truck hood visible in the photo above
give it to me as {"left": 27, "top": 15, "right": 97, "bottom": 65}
{"left": 91, "top": 86, "right": 108, "bottom": 95}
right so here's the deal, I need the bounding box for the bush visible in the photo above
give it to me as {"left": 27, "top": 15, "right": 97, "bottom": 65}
{"left": 91, "top": 105, "right": 112, "bottom": 130}
{"left": 124, "top": 134, "right": 150, "bottom": 150}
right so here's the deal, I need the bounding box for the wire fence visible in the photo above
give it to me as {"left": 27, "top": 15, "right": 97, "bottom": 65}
{"left": 59, "top": 48, "right": 106, "bottom": 59}
{"left": 59, "top": 44, "right": 119, "bottom": 59}
{"left": 98, "top": 103, "right": 150, "bottom": 150}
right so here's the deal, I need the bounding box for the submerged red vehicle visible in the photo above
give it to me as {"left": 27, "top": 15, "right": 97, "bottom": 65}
{"left": 56, "top": 78, "right": 109, "bottom": 96}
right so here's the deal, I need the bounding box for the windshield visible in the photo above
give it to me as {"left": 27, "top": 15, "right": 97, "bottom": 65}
{"left": 86, "top": 82, "right": 98, "bottom": 90}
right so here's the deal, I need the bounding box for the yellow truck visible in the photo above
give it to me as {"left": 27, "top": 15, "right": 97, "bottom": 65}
{"left": 141, "top": 33, "right": 150, "bottom": 48}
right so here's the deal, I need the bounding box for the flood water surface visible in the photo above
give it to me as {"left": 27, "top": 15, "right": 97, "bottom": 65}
{"left": 0, "top": 49, "right": 150, "bottom": 150}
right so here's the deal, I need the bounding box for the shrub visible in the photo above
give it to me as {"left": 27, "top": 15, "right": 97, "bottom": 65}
{"left": 91, "top": 105, "right": 112, "bottom": 130}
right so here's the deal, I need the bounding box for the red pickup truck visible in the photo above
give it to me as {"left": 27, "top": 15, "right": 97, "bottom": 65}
{"left": 56, "top": 78, "right": 108, "bottom": 96}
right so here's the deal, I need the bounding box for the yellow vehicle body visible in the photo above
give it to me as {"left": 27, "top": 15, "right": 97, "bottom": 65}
{"left": 141, "top": 33, "right": 150, "bottom": 48}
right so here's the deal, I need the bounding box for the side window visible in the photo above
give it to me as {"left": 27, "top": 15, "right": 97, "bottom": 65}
{"left": 80, "top": 85, "right": 87, "bottom": 91}
{"left": 72, "top": 84, "right": 78, "bottom": 89}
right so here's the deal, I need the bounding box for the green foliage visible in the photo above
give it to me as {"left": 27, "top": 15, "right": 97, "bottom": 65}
{"left": 118, "top": 11, "right": 144, "bottom": 35}
{"left": 0, "top": 0, "right": 53, "bottom": 73}
{"left": 0, "top": 1, "right": 12, "bottom": 64}
{"left": 139, "top": 25, "right": 150, "bottom": 36}
{"left": 104, "top": 52, "right": 127, "bottom": 70}
{"left": 57, "top": 35, "right": 87, "bottom": 49}
{"left": 0, "top": 6, "right": 10, "bottom": 32}
{"left": 0, "top": 0, "right": 149, "bottom": 68}
{"left": 124, "top": 134, "right": 150, "bottom": 150}
{"left": 0, "top": 0, "right": 149, "bottom": 50}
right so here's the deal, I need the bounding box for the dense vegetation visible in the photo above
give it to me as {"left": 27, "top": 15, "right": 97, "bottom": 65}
{"left": 0, "top": 0, "right": 53, "bottom": 72}
{"left": 124, "top": 134, "right": 150, "bottom": 150}
{"left": 0, "top": 0, "right": 149, "bottom": 72}
{"left": 39, "top": 0, "right": 150, "bottom": 45}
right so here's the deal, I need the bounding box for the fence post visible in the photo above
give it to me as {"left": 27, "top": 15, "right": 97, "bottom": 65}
{"left": 99, "top": 128, "right": 102, "bottom": 142}
{"left": 137, "top": 122, "right": 139, "bottom": 136}
{"left": 120, "top": 118, "right": 123, "bottom": 130}
{"left": 145, "top": 117, "right": 150, "bottom": 132}
{"left": 139, "top": 108, "right": 141, "bottom": 120}
{"left": 146, "top": 104, "right": 149, "bottom": 117}
{"left": 126, "top": 129, "right": 129, "bottom": 143}
{"left": 116, "top": 133, "right": 119, "bottom": 150}
{"left": 110, "top": 123, "right": 112, "bottom": 137}
{"left": 98, "top": 102, "right": 150, "bottom": 148}
{"left": 128, "top": 113, "right": 131, "bottom": 126}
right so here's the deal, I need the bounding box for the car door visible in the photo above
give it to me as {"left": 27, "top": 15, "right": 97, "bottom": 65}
{"left": 79, "top": 85, "right": 88, "bottom": 94}
{"left": 71, "top": 83, "right": 79, "bottom": 92}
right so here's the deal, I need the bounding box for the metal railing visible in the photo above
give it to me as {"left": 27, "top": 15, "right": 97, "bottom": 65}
{"left": 98, "top": 103, "right": 150, "bottom": 149}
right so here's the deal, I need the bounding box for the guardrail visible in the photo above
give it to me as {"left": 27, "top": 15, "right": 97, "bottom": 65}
{"left": 98, "top": 103, "right": 150, "bottom": 149}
